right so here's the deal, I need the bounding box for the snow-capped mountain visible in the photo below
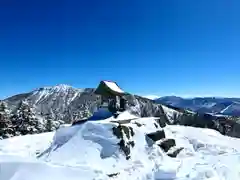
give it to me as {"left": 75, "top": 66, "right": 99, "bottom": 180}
{"left": 4, "top": 84, "right": 183, "bottom": 125}
{"left": 0, "top": 84, "right": 170, "bottom": 138}
{"left": 1, "top": 114, "right": 240, "bottom": 180}
{"left": 155, "top": 96, "right": 240, "bottom": 116}
{"left": 2, "top": 84, "right": 240, "bottom": 140}
{"left": 4, "top": 84, "right": 97, "bottom": 123}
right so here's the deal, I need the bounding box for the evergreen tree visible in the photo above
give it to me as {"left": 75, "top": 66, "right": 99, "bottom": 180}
{"left": 44, "top": 114, "right": 54, "bottom": 132}
{"left": 0, "top": 101, "right": 14, "bottom": 139}
{"left": 81, "top": 109, "right": 91, "bottom": 119}
{"left": 11, "top": 101, "right": 43, "bottom": 135}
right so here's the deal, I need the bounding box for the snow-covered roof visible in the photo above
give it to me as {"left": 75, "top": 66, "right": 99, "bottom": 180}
{"left": 103, "top": 81, "right": 124, "bottom": 94}
{"left": 95, "top": 80, "right": 125, "bottom": 96}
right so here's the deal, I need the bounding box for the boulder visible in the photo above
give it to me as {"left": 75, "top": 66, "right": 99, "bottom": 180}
{"left": 146, "top": 130, "right": 165, "bottom": 142}
{"left": 158, "top": 139, "right": 176, "bottom": 152}
{"left": 155, "top": 118, "right": 166, "bottom": 128}
{"left": 167, "top": 147, "right": 184, "bottom": 158}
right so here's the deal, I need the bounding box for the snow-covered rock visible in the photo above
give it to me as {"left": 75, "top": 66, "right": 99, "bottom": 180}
{"left": 1, "top": 113, "right": 240, "bottom": 180}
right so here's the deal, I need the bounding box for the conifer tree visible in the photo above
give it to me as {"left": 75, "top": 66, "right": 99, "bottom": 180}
{"left": 0, "top": 101, "right": 14, "bottom": 139}
{"left": 44, "top": 114, "right": 54, "bottom": 132}
{"left": 12, "top": 101, "right": 43, "bottom": 135}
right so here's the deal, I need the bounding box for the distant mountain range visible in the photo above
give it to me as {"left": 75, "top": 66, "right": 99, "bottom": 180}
{"left": 3, "top": 85, "right": 240, "bottom": 119}
{"left": 155, "top": 96, "right": 240, "bottom": 116}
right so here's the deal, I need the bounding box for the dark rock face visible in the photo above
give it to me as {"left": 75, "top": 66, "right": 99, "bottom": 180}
{"left": 107, "top": 172, "right": 120, "bottom": 178}
{"left": 112, "top": 124, "right": 134, "bottom": 139}
{"left": 167, "top": 147, "right": 184, "bottom": 158}
{"left": 146, "top": 130, "right": 165, "bottom": 142}
{"left": 158, "top": 139, "right": 176, "bottom": 152}
{"left": 112, "top": 125, "right": 135, "bottom": 160}
{"left": 144, "top": 128, "right": 183, "bottom": 158}
{"left": 155, "top": 118, "right": 167, "bottom": 128}
{"left": 174, "top": 112, "right": 240, "bottom": 138}
{"left": 214, "top": 117, "right": 240, "bottom": 138}
{"left": 178, "top": 113, "right": 215, "bottom": 128}
{"left": 133, "top": 121, "right": 142, "bottom": 127}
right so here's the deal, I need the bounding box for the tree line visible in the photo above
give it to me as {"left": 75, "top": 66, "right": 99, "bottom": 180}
{"left": 0, "top": 100, "right": 62, "bottom": 139}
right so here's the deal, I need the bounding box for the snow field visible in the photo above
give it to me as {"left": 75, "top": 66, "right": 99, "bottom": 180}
{"left": 1, "top": 115, "right": 240, "bottom": 179}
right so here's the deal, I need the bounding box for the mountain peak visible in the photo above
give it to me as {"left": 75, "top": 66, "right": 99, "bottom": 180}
{"left": 53, "top": 84, "right": 73, "bottom": 91}
{"left": 34, "top": 84, "right": 74, "bottom": 92}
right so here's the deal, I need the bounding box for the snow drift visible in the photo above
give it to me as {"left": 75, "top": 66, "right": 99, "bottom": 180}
{"left": 1, "top": 113, "right": 240, "bottom": 180}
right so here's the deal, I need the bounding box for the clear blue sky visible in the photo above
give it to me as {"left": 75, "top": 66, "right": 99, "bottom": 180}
{"left": 1, "top": 0, "right": 240, "bottom": 99}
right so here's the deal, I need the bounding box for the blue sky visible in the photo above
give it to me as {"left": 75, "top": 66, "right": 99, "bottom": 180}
{"left": 1, "top": 0, "right": 240, "bottom": 99}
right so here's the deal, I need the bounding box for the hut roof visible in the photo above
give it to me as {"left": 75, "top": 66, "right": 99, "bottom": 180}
{"left": 94, "top": 80, "right": 125, "bottom": 97}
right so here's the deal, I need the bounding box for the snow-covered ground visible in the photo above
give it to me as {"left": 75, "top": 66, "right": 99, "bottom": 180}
{"left": 0, "top": 132, "right": 54, "bottom": 157}
{"left": 1, "top": 113, "right": 240, "bottom": 180}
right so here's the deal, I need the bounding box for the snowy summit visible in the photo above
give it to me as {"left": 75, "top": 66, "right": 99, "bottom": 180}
{"left": 1, "top": 81, "right": 240, "bottom": 180}
{"left": 1, "top": 113, "right": 240, "bottom": 180}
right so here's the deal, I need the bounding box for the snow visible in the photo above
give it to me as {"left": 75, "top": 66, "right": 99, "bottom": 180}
{"left": 220, "top": 104, "right": 233, "bottom": 114}
{"left": 220, "top": 102, "right": 240, "bottom": 115}
{"left": 0, "top": 132, "right": 54, "bottom": 157}
{"left": 54, "top": 84, "right": 73, "bottom": 91}
{"left": 33, "top": 89, "right": 48, "bottom": 104}
{"left": 32, "top": 84, "right": 85, "bottom": 105}
{"left": 103, "top": 81, "right": 124, "bottom": 94}
{"left": 143, "top": 95, "right": 160, "bottom": 100}
{"left": 105, "top": 110, "right": 139, "bottom": 122}
{"left": 68, "top": 91, "right": 79, "bottom": 105}
{"left": 161, "top": 105, "right": 183, "bottom": 123}
{"left": 1, "top": 114, "right": 240, "bottom": 179}
{"left": 163, "top": 125, "right": 240, "bottom": 179}
{"left": 39, "top": 84, "right": 73, "bottom": 92}
{"left": 0, "top": 155, "right": 106, "bottom": 180}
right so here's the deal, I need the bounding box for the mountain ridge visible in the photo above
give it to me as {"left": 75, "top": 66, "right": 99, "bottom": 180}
{"left": 155, "top": 96, "right": 240, "bottom": 116}
{"left": 3, "top": 85, "right": 240, "bottom": 119}
{"left": 2, "top": 84, "right": 167, "bottom": 123}
{"left": 2, "top": 84, "right": 240, "bottom": 140}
